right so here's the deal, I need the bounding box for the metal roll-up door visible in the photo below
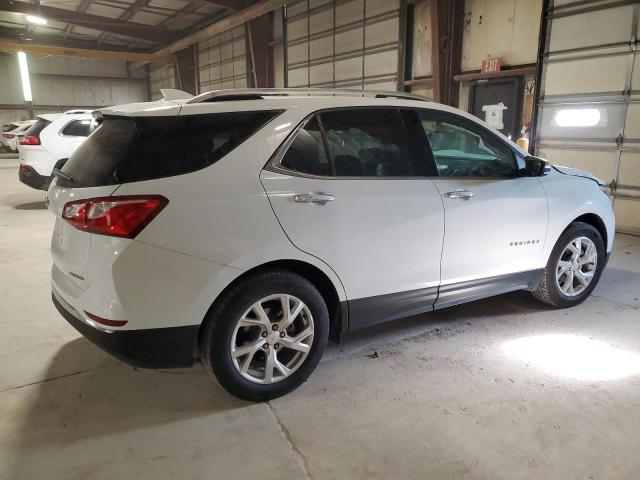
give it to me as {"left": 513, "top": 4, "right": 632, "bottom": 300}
{"left": 535, "top": 0, "right": 640, "bottom": 234}
{"left": 197, "top": 26, "right": 249, "bottom": 92}
{"left": 284, "top": 0, "right": 402, "bottom": 91}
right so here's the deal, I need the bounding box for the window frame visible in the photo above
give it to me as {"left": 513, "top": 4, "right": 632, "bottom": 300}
{"left": 267, "top": 106, "right": 526, "bottom": 180}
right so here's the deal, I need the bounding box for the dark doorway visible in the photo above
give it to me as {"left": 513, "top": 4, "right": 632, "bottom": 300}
{"left": 469, "top": 77, "right": 522, "bottom": 140}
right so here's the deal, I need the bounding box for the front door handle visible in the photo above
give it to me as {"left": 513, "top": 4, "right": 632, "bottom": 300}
{"left": 294, "top": 192, "right": 335, "bottom": 204}
{"left": 445, "top": 189, "right": 475, "bottom": 200}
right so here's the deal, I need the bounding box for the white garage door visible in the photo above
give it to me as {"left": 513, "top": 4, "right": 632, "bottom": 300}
{"left": 197, "top": 26, "right": 249, "bottom": 92}
{"left": 284, "top": 0, "right": 402, "bottom": 91}
{"left": 535, "top": 1, "right": 640, "bottom": 234}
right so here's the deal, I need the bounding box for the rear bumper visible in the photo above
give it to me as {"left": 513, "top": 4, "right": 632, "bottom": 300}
{"left": 52, "top": 290, "right": 199, "bottom": 369}
{"left": 19, "top": 164, "right": 50, "bottom": 190}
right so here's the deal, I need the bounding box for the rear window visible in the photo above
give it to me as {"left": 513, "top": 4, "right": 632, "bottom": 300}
{"left": 3, "top": 124, "right": 18, "bottom": 132}
{"left": 24, "top": 119, "right": 51, "bottom": 138}
{"left": 58, "top": 110, "right": 281, "bottom": 188}
{"left": 61, "top": 119, "right": 92, "bottom": 137}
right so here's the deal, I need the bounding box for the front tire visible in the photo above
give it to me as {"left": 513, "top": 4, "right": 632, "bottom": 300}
{"left": 200, "top": 270, "right": 329, "bottom": 401}
{"left": 532, "top": 221, "right": 605, "bottom": 308}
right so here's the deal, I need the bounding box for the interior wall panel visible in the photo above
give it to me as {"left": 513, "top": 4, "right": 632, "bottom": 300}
{"left": 197, "top": 26, "right": 248, "bottom": 93}
{"left": 284, "top": 0, "right": 401, "bottom": 89}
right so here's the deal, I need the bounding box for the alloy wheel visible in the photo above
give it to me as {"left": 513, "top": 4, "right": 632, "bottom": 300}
{"left": 555, "top": 236, "right": 598, "bottom": 297}
{"left": 230, "top": 294, "right": 314, "bottom": 384}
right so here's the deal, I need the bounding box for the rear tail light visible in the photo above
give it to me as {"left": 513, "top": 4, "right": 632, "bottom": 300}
{"left": 19, "top": 165, "right": 31, "bottom": 174}
{"left": 20, "top": 135, "right": 40, "bottom": 145}
{"left": 3, "top": 133, "right": 15, "bottom": 139}
{"left": 62, "top": 195, "right": 168, "bottom": 239}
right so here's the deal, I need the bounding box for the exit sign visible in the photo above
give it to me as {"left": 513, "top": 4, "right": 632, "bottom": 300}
{"left": 481, "top": 58, "right": 502, "bottom": 73}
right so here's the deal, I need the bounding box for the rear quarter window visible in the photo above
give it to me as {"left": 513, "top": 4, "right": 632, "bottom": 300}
{"left": 61, "top": 119, "right": 92, "bottom": 137}
{"left": 59, "top": 110, "right": 282, "bottom": 188}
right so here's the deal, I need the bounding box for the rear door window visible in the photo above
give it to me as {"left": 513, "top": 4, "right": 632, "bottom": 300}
{"left": 58, "top": 110, "right": 281, "bottom": 188}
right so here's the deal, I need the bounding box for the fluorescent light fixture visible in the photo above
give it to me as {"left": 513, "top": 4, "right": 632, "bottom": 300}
{"left": 17, "top": 52, "right": 33, "bottom": 102}
{"left": 502, "top": 334, "right": 640, "bottom": 381}
{"left": 555, "top": 108, "right": 601, "bottom": 127}
{"left": 26, "top": 15, "right": 47, "bottom": 25}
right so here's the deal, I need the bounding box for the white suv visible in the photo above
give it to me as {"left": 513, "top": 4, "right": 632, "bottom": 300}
{"left": 1, "top": 120, "right": 36, "bottom": 152}
{"left": 19, "top": 110, "right": 95, "bottom": 190}
{"left": 48, "top": 89, "right": 615, "bottom": 400}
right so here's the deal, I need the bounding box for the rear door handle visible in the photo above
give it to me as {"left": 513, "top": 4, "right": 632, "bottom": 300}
{"left": 445, "top": 189, "right": 475, "bottom": 200}
{"left": 294, "top": 192, "right": 335, "bottom": 204}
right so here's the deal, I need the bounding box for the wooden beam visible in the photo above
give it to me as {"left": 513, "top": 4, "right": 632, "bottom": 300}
{"left": 247, "top": 13, "right": 273, "bottom": 87}
{"left": 453, "top": 65, "right": 537, "bottom": 82}
{"left": 0, "top": 40, "right": 173, "bottom": 62}
{"left": 187, "top": 0, "right": 242, "bottom": 11}
{"left": 0, "top": 0, "right": 172, "bottom": 43}
{"left": 430, "top": 0, "right": 463, "bottom": 105}
{"left": 175, "top": 46, "right": 197, "bottom": 94}
{"left": 158, "top": 0, "right": 288, "bottom": 55}
{"left": 0, "top": 26, "right": 142, "bottom": 51}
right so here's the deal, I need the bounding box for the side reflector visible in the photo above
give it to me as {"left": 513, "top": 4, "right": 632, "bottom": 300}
{"left": 84, "top": 310, "right": 128, "bottom": 327}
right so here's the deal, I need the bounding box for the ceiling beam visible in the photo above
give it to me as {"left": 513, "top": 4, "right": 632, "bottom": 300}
{"left": 0, "top": 26, "right": 150, "bottom": 51}
{"left": 0, "top": 0, "right": 172, "bottom": 43}
{"left": 0, "top": 39, "right": 173, "bottom": 62}
{"left": 158, "top": 0, "right": 285, "bottom": 55}
{"left": 186, "top": 0, "right": 243, "bottom": 11}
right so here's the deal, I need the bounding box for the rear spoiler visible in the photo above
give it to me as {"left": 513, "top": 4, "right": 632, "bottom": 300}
{"left": 160, "top": 89, "right": 193, "bottom": 101}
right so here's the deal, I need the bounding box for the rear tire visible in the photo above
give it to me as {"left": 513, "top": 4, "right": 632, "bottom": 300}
{"left": 200, "top": 270, "right": 329, "bottom": 401}
{"left": 532, "top": 221, "right": 605, "bottom": 308}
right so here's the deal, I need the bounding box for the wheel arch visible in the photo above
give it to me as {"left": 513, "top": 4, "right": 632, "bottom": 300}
{"left": 568, "top": 213, "right": 608, "bottom": 249}
{"left": 198, "top": 259, "right": 347, "bottom": 349}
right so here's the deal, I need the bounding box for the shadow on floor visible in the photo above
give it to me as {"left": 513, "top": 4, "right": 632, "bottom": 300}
{"left": 7, "top": 337, "right": 248, "bottom": 478}
{"left": 14, "top": 201, "right": 47, "bottom": 211}
{"left": 2, "top": 192, "right": 46, "bottom": 209}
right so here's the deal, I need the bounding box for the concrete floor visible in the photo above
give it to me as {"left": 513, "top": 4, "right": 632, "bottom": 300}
{"left": 1, "top": 158, "right": 640, "bottom": 480}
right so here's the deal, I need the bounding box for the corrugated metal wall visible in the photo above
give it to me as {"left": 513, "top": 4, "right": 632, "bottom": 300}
{"left": 283, "top": 0, "right": 402, "bottom": 91}
{"left": 535, "top": 0, "right": 640, "bottom": 234}
{"left": 197, "top": 26, "right": 249, "bottom": 92}
{"left": 149, "top": 63, "right": 176, "bottom": 100}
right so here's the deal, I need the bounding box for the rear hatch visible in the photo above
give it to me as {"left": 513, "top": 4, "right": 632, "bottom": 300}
{"left": 49, "top": 105, "right": 280, "bottom": 298}
{"left": 48, "top": 107, "right": 181, "bottom": 296}
{"left": 19, "top": 115, "right": 56, "bottom": 162}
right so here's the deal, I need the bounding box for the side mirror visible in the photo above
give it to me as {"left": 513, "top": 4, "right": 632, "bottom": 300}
{"left": 524, "top": 156, "right": 551, "bottom": 177}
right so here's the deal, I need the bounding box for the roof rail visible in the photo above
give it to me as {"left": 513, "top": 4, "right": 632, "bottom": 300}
{"left": 187, "top": 88, "right": 431, "bottom": 104}
{"left": 63, "top": 109, "right": 93, "bottom": 114}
